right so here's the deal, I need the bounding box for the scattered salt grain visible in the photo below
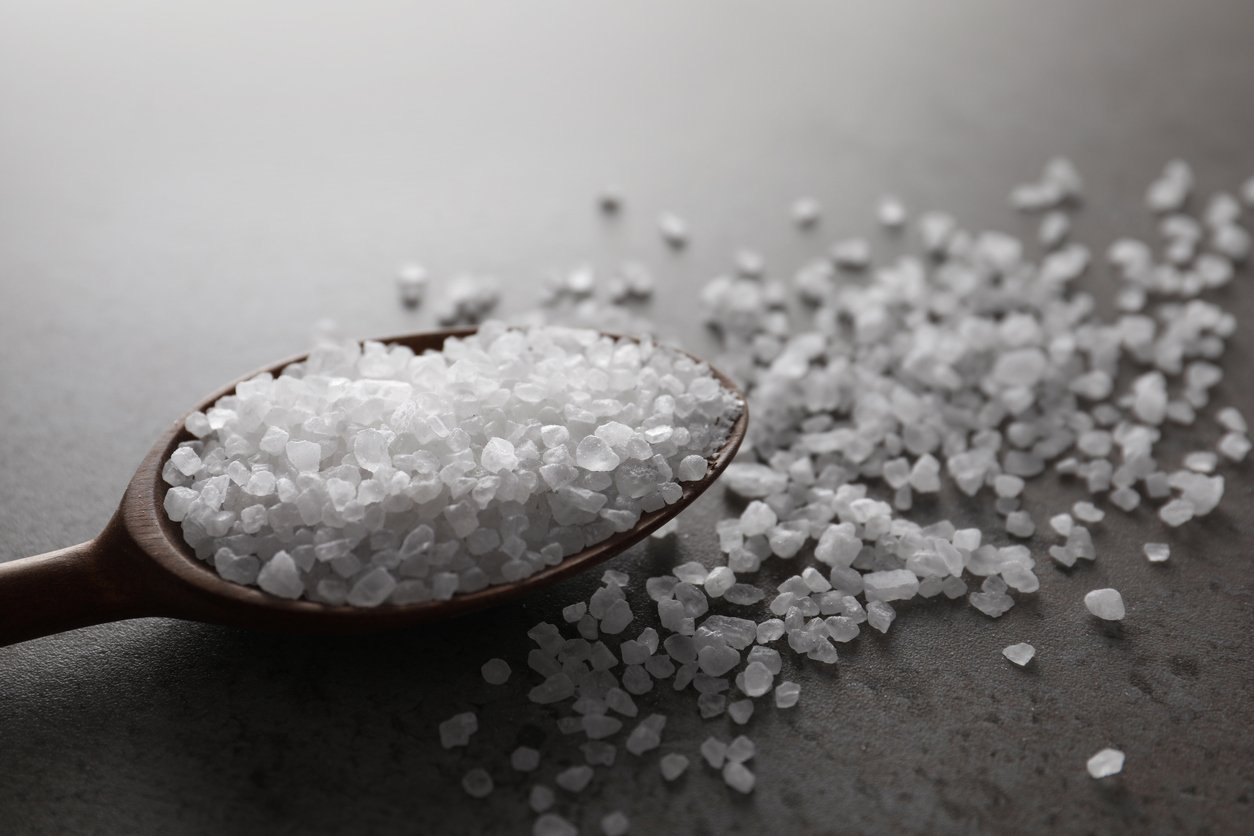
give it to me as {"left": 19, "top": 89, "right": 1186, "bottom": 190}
{"left": 601, "top": 811, "right": 630, "bottom": 836}
{"left": 722, "top": 761, "right": 756, "bottom": 794}
{"left": 481, "top": 658, "right": 512, "bottom": 685}
{"left": 660, "top": 753, "right": 690, "bottom": 781}
{"left": 462, "top": 768, "right": 494, "bottom": 798}
{"left": 792, "top": 198, "right": 822, "bottom": 228}
{"left": 1084, "top": 588, "right": 1126, "bottom": 621}
{"left": 511, "top": 747, "right": 541, "bottom": 772}
{"left": 1072, "top": 502, "right": 1104, "bottom": 523}
{"left": 556, "top": 765, "right": 594, "bottom": 793}
{"left": 866, "top": 601, "right": 896, "bottom": 633}
{"left": 534, "top": 813, "right": 577, "bottom": 836}
{"left": 1086, "top": 748, "right": 1125, "bottom": 779}
{"left": 1002, "top": 643, "right": 1035, "bottom": 666}
{"left": 1143, "top": 543, "right": 1170, "bottom": 563}
{"left": 439, "top": 712, "right": 478, "bottom": 749}
{"left": 659, "top": 213, "right": 689, "bottom": 248}
{"left": 830, "top": 238, "right": 871, "bottom": 270}
{"left": 700, "top": 737, "right": 728, "bottom": 769}
{"left": 877, "top": 196, "right": 907, "bottom": 229}
{"left": 774, "top": 681, "right": 800, "bottom": 708}
{"left": 396, "top": 263, "right": 429, "bottom": 307}
{"left": 728, "top": 699, "right": 754, "bottom": 725}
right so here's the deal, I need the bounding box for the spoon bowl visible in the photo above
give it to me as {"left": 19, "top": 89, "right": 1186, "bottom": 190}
{"left": 0, "top": 328, "right": 747, "bottom": 648}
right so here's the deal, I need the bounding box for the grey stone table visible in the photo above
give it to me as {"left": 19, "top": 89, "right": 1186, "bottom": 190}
{"left": 1, "top": 1, "right": 1251, "bottom": 833}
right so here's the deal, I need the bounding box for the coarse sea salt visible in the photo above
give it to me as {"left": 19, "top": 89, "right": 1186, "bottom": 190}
{"left": 1002, "top": 643, "right": 1036, "bottom": 666}
{"left": 164, "top": 324, "right": 741, "bottom": 605}
{"left": 373, "top": 160, "right": 1248, "bottom": 820}
{"left": 1086, "top": 747, "right": 1125, "bottom": 779}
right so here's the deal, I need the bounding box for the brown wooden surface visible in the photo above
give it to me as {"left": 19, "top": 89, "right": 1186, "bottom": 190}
{"left": 0, "top": 329, "right": 746, "bottom": 646}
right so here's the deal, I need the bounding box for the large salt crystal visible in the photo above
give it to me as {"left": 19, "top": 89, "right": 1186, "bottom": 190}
{"left": 866, "top": 601, "right": 896, "bottom": 633}
{"left": 765, "top": 682, "right": 798, "bottom": 711}
{"left": 438, "top": 711, "right": 478, "bottom": 748}
{"left": 1086, "top": 748, "right": 1125, "bottom": 779}
{"left": 722, "top": 464, "right": 788, "bottom": 498}
{"left": 170, "top": 446, "right": 202, "bottom": 477}
{"left": 1084, "top": 588, "right": 1125, "bottom": 621}
{"left": 660, "top": 753, "right": 689, "bottom": 781}
{"left": 739, "top": 501, "right": 777, "bottom": 536}
{"left": 257, "top": 552, "right": 303, "bottom": 599}
{"left": 862, "top": 570, "right": 920, "bottom": 602}
{"left": 534, "top": 813, "right": 576, "bottom": 836}
{"left": 285, "top": 440, "right": 322, "bottom": 473}
{"left": 1002, "top": 643, "right": 1035, "bottom": 666}
{"left": 462, "top": 768, "right": 493, "bottom": 798}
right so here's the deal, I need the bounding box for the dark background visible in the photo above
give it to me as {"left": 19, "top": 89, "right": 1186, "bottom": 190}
{"left": 2, "top": 1, "right": 1252, "bottom": 834}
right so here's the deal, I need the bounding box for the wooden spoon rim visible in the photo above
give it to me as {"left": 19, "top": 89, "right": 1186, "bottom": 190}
{"left": 120, "top": 327, "right": 747, "bottom": 630}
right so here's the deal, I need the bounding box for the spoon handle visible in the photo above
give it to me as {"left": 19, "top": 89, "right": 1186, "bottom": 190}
{"left": 0, "top": 538, "right": 153, "bottom": 648}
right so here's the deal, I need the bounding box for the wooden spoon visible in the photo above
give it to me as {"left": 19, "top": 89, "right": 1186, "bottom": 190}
{"left": 0, "top": 328, "right": 747, "bottom": 648}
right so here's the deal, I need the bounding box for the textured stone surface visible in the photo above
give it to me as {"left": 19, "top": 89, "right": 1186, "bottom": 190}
{"left": 1, "top": 1, "right": 1253, "bottom": 834}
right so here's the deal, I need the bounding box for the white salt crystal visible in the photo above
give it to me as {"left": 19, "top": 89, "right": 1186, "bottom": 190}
{"left": 862, "top": 570, "right": 920, "bottom": 602}
{"left": 1217, "top": 406, "right": 1248, "bottom": 434}
{"left": 257, "top": 552, "right": 303, "bottom": 600}
{"left": 658, "top": 213, "right": 689, "bottom": 248}
{"left": 534, "top": 813, "right": 577, "bottom": 836}
{"left": 529, "top": 785, "right": 555, "bottom": 814}
{"left": 676, "top": 454, "right": 709, "bottom": 481}
{"left": 285, "top": 439, "right": 322, "bottom": 473}
{"left": 1218, "top": 433, "right": 1251, "bottom": 462}
{"left": 728, "top": 699, "right": 754, "bottom": 724}
{"left": 722, "top": 464, "right": 788, "bottom": 498}
{"left": 346, "top": 567, "right": 396, "bottom": 607}
{"left": 831, "top": 238, "right": 871, "bottom": 270}
{"left": 739, "top": 501, "right": 778, "bottom": 536}
{"left": 555, "top": 765, "right": 593, "bottom": 793}
{"left": 969, "top": 589, "right": 1014, "bottom": 618}
{"left": 723, "top": 761, "right": 756, "bottom": 794}
{"left": 792, "top": 197, "right": 822, "bottom": 228}
{"left": 511, "top": 746, "right": 541, "bottom": 772}
{"left": 1039, "top": 211, "right": 1070, "bottom": 249}
{"left": 480, "top": 437, "right": 518, "bottom": 473}
{"left": 866, "top": 601, "right": 896, "bottom": 633}
{"left": 660, "top": 753, "right": 690, "bottom": 781}
{"left": 774, "top": 680, "right": 800, "bottom": 708}
{"left": 576, "top": 436, "right": 621, "bottom": 471}
{"left": 1159, "top": 498, "right": 1194, "bottom": 527}
{"left": 877, "top": 195, "right": 907, "bottom": 228}
{"left": 1143, "top": 543, "right": 1170, "bottom": 563}
{"left": 703, "top": 566, "right": 736, "bottom": 598}
{"left": 741, "top": 661, "right": 774, "bottom": 697}
{"left": 1084, "top": 588, "right": 1125, "bottom": 621}
{"left": 600, "top": 599, "right": 634, "bottom": 635}
{"left": 700, "top": 737, "right": 728, "bottom": 768}
{"left": 625, "top": 715, "right": 666, "bottom": 755}
{"left": 1072, "top": 502, "right": 1104, "bottom": 523}
{"left": 909, "top": 455, "right": 941, "bottom": 493}
{"left": 462, "top": 768, "right": 493, "bottom": 798}
{"left": 170, "top": 446, "right": 202, "bottom": 477}
{"left": 438, "top": 712, "right": 478, "bottom": 748}
{"left": 481, "top": 658, "right": 512, "bottom": 685}
{"left": 601, "top": 811, "right": 630, "bottom": 836}
{"left": 1002, "top": 643, "right": 1035, "bottom": 666}
{"left": 1005, "top": 511, "right": 1035, "bottom": 538}
{"left": 1086, "top": 748, "right": 1125, "bottom": 779}
{"left": 396, "top": 263, "right": 428, "bottom": 306}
